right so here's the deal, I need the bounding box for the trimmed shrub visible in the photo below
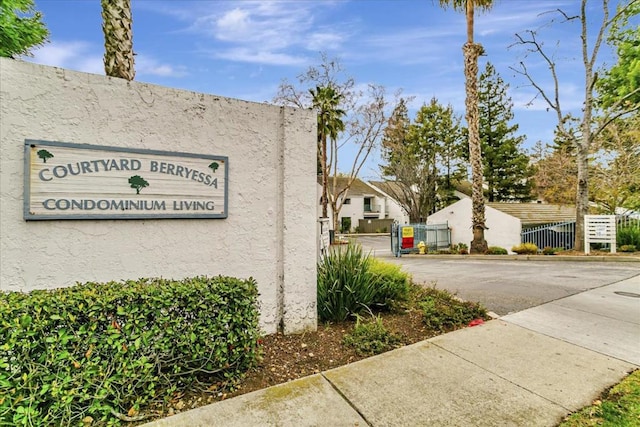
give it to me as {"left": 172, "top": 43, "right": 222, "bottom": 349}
{"left": 416, "top": 287, "right": 487, "bottom": 332}
{"left": 450, "top": 243, "right": 469, "bottom": 255}
{"left": 618, "top": 224, "right": 640, "bottom": 247}
{"left": 620, "top": 245, "right": 637, "bottom": 253}
{"left": 342, "top": 315, "right": 401, "bottom": 356}
{"left": 542, "top": 246, "right": 562, "bottom": 255}
{"left": 369, "top": 258, "right": 411, "bottom": 310}
{"left": 487, "top": 246, "right": 508, "bottom": 255}
{"left": 512, "top": 242, "right": 538, "bottom": 255}
{"left": 0, "top": 276, "right": 260, "bottom": 426}
{"left": 317, "top": 244, "right": 377, "bottom": 322}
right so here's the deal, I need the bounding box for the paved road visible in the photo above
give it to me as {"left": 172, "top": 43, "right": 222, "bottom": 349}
{"left": 352, "top": 235, "right": 640, "bottom": 315}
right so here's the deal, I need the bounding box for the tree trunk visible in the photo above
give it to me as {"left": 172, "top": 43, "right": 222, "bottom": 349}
{"left": 574, "top": 143, "right": 589, "bottom": 252}
{"left": 321, "top": 134, "right": 328, "bottom": 219}
{"left": 101, "top": 0, "right": 135, "bottom": 80}
{"left": 464, "top": 41, "right": 488, "bottom": 254}
{"left": 332, "top": 205, "right": 339, "bottom": 237}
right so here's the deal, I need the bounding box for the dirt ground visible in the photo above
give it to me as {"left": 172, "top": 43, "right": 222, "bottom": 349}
{"left": 141, "top": 308, "right": 460, "bottom": 422}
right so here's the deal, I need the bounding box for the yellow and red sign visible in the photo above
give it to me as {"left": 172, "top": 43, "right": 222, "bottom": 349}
{"left": 401, "top": 226, "right": 414, "bottom": 249}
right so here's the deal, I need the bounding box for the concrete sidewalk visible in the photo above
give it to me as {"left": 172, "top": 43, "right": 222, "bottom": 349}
{"left": 145, "top": 275, "right": 640, "bottom": 427}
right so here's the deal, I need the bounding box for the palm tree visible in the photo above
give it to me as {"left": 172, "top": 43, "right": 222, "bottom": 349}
{"left": 439, "top": 0, "right": 493, "bottom": 254}
{"left": 101, "top": 0, "right": 135, "bottom": 80}
{"left": 310, "top": 85, "right": 346, "bottom": 221}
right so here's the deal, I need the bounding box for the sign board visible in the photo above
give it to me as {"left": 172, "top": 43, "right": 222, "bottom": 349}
{"left": 24, "top": 140, "right": 228, "bottom": 220}
{"left": 584, "top": 215, "right": 616, "bottom": 254}
{"left": 401, "top": 226, "right": 414, "bottom": 249}
{"left": 318, "top": 218, "right": 330, "bottom": 260}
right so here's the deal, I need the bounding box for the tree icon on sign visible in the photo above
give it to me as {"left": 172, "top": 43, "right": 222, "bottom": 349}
{"left": 208, "top": 162, "right": 219, "bottom": 173}
{"left": 37, "top": 149, "right": 54, "bottom": 163}
{"left": 128, "top": 175, "right": 149, "bottom": 194}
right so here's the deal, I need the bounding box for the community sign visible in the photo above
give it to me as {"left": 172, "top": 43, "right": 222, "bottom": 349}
{"left": 24, "top": 140, "right": 228, "bottom": 220}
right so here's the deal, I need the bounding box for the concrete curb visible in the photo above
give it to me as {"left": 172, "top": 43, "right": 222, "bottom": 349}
{"left": 400, "top": 254, "right": 640, "bottom": 262}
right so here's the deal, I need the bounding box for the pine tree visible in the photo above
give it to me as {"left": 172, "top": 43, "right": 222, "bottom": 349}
{"left": 381, "top": 98, "right": 466, "bottom": 222}
{"left": 478, "top": 63, "right": 533, "bottom": 202}
{"left": 381, "top": 98, "right": 435, "bottom": 223}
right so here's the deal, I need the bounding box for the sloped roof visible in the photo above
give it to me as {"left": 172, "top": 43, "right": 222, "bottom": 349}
{"left": 368, "top": 181, "right": 403, "bottom": 198}
{"left": 318, "top": 176, "right": 385, "bottom": 197}
{"left": 488, "top": 203, "right": 576, "bottom": 226}
{"left": 454, "top": 180, "right": 472, "bottom": 197}
{"left": 370, "top": 180, "right": 471, "bottom": 198}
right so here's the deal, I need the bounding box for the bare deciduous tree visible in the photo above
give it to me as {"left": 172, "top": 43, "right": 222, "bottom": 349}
{"left": 510, "top": 0, "right": 639, "bottom": 251}
{"left": 274, "top": 54, "right": 388, "bottom": 232}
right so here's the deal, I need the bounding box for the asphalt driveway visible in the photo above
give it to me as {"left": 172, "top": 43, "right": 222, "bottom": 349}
{"left": 352, "top": 235, "right": 640, "bottom": 315}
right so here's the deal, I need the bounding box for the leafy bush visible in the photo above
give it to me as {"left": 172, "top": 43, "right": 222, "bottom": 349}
{"left": 617, "top": 223, "right": 640, "bottom": 247}
{"left": 317, "top": 244, "right": 377, "bottom": 322}
{"left": 416, "top": 287, "right": 487, "bottom": 332}
{"left": 0, "top": 276, "right": 260, "bottom": 426}
{"left": 342, "top": 315, "right": 401, "bottom": 356}
{"left": 542, "top": 246, "right": 562, "bottom": 255}
{"left": 487, "top": 246, "right": 507, "bottom": 255}
{"left": 620, "top": 245, "right": 637, "bottom": 253}
{"left": 450, "top": 243, "right": 469, "bottom": 255}
{"left": 369, "top": 259, "right": 411, "bottom": 311}
{"left": 511, "top": 242, "right": 538, "bottom": 255}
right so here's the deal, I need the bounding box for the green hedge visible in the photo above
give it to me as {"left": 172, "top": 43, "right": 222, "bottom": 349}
{"left": 0, "top": 276, "right": 260, "bottom": 426}
{"left": 618, "top": 223, "right": 640, "bottom": 247}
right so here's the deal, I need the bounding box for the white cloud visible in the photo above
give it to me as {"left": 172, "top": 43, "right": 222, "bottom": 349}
{"left": 306, "top": 32, "right": 344, "bottom": 51}
{"left": 26, "top": 41, "right": 103, "bottom": 75}
{"left": 25, "top": 40, "right": 187, "bottom": 79}
{"left": 136, "top": 55, "right": 188, "bottom": 77}
{"left": 216, "top": 8, "right": 251, "bottom": 36}
{"left": 215, "top": 48, "right": 308, "bottom": 66}
{"left": 177, "top": 1, "right": 344, "bottom": 66}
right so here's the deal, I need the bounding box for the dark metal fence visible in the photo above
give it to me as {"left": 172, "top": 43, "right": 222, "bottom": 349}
{"left": 391, "top": 222, "right": 451, "bottom": 257}
{"left": 521, "top": 221, "right": 575, "bottom": 250}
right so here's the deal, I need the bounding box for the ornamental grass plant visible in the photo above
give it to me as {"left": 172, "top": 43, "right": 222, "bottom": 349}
{"left": 317, "top": 243, "right": 377, "bottom": 322}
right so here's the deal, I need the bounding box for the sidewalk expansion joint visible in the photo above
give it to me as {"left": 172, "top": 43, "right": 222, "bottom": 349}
{"left": 499, "top": 320, "right": 640, "bottom": 368}
{"left": 321, "top": 373, "right": 374, "bottom": 427}
{"left": 430, "top": 342, "right": 572, "bottom": 412}
{"left": 546, "top": 302, "right": 640, "bottom": 326}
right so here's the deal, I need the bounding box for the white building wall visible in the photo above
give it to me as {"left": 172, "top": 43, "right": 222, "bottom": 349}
{"left": 384, "top": 197, "right": 409, "bottom": 225}
{"left": 0, "top": 58, "right": 317, "bottom": 334}
{"left": 428, "top": 198, "right": 521, "bottom": 252}
{"left": 336, "top": 196, "right": 364, "bottom": 232}
{"left": 364, "top": 182, "right": 410, "bottom": 225}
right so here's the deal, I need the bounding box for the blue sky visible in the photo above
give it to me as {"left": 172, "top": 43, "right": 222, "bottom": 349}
{"left": 25, "top": 0, "right": 624, "bottom": 179}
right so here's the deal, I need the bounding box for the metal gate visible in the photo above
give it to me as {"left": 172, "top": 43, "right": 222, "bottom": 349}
{"left": 521, "top": 221, "right": 575, "bottom": 250}
{"left": 391, "top": 222, "right": 450, "bottom": 257}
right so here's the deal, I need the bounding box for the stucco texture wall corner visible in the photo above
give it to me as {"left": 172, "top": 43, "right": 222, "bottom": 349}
{"left": 279, "top": 106, "right": 318, "bottom": 334}
{"left": 0, "top": 58, "right": 317, "bottom": 335}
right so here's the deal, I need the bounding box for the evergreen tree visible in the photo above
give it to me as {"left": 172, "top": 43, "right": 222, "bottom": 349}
{"left": 381, "top": 98, "right": 466, "bottom": 222}
{"left": 478, "top": 63, "right": 533, "bottom": 202}
{"left": 381, "top": 98, "right": 434, "bottom": 223}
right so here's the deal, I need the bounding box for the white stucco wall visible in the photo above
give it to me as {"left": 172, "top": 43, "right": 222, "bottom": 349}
{"left": 0, "top": 58, "right": 317, "bottom": 334}
{"left": 427, "top": 198, "right": 521, "bottom": 252}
